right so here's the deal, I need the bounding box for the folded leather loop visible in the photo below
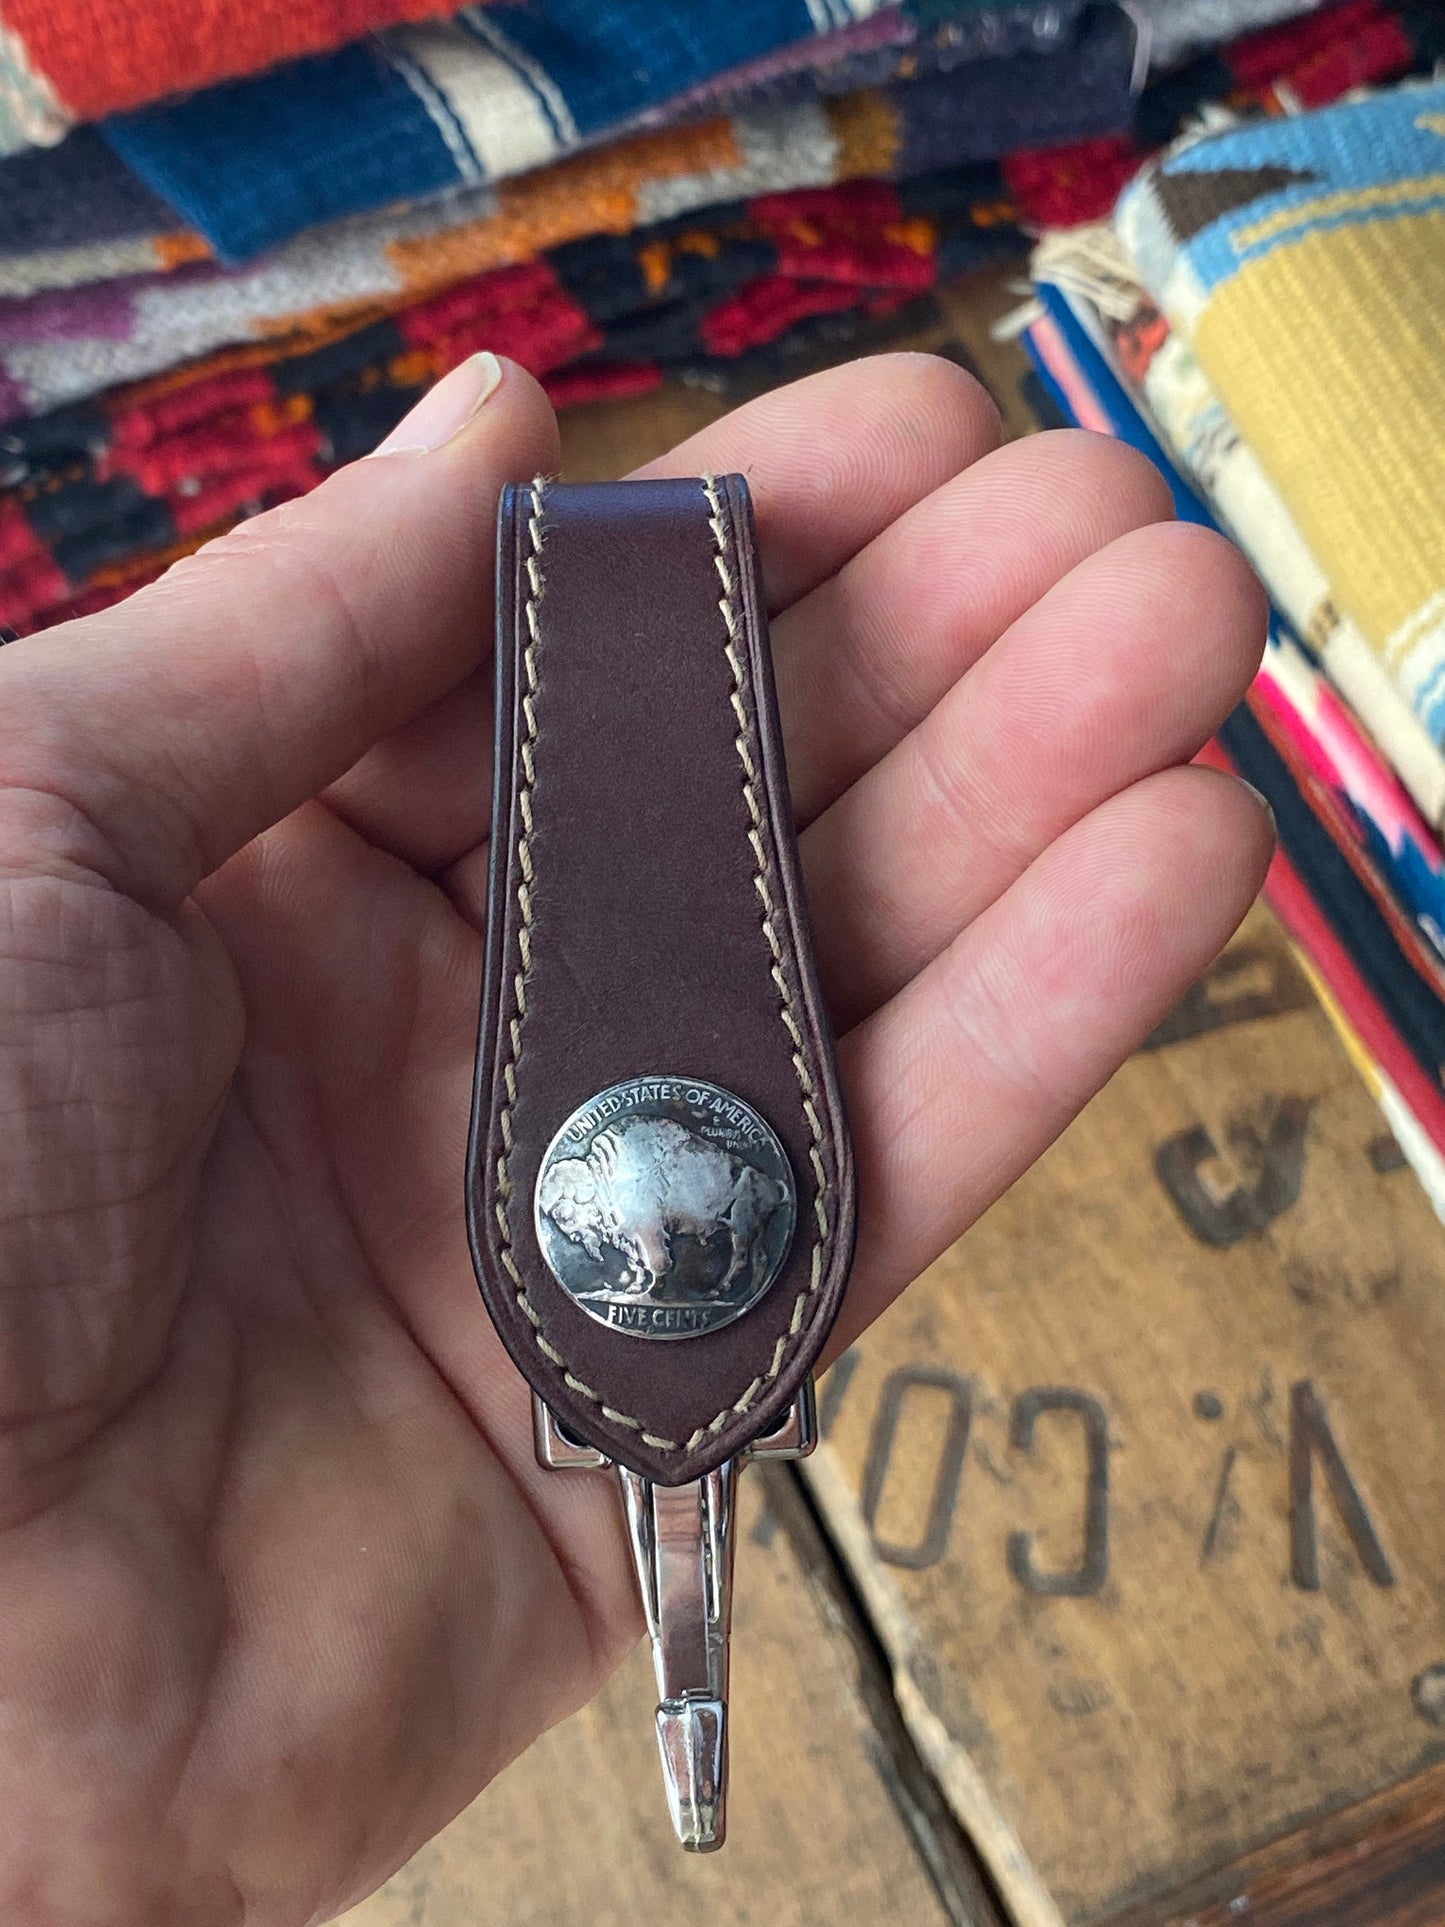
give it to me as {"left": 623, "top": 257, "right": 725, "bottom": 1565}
{"left": 467, "top": 475, "right": 856, "bottom": 1485}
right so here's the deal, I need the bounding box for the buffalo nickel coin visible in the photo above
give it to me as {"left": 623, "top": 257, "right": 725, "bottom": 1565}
{"left": 533, "top": 1076, "right": 796, "bottom": 1339}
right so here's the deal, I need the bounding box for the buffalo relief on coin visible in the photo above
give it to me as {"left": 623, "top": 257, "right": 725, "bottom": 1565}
{"left": 534, "top": 1078, "right": 796, "bottom": 1339}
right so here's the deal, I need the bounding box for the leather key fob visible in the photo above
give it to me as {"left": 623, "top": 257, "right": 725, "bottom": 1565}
{"left": 468, "top": 474, "right": 856, "bottom": 1483}
{"left": 465, "top": 474, "right": 857, "bottom": 1849}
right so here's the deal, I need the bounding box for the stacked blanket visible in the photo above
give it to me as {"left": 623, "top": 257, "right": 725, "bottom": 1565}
{"left": 5, "top": 0, "right": 1147, "bottom": 634}
{"left": 0, "top": 0, "right": 1429, "bottom": 572}
{"left": 0, "top": 0, "right": 1120, "bottom": 634}
{"left": 0, "top": 25, "right": 1144, "bottom": 424}
{"left": 99, "top": 0, "right": 1094, "bottom": 261}
{"left": 0, "top": 0, "right": 461, "bottom": 149}
{"left": 1021, "top": 78, "right": 1445, "bottom": 1216}
{"left": 0, "top": 169, "right": 1020, "bottom": 632}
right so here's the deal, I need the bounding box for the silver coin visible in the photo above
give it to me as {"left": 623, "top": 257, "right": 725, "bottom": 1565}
{"left": 533, "top": 1076, "right": 796, "bottom": 1340}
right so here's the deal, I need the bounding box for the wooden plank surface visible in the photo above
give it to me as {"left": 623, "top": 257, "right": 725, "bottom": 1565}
{"left": 803, "top": 903, "right": 1445, "bottom": 1926}
{"left": 340, "top": 1478, "right": 975, "bottom": 1927}
{"left": 1112, "top": 1762, "right": 1445, "bottom": 1927}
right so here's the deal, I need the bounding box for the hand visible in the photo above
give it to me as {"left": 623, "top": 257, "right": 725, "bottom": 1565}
{"left": 0, "top": 352, "right": 1270, "bottom": 1924}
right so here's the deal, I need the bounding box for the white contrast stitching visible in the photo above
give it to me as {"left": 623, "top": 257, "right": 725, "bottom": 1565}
{"left": 494, "top": 475, "right": 829, "bottom": 1460}
{"left": 684, "top": 473, "right": 831, "bottom": 1452}
{"left": 491, "top": 482, "right": 681, "bottom": 1454}
{"left": 486, "top": 483, "right": 672, "bottom": 1451}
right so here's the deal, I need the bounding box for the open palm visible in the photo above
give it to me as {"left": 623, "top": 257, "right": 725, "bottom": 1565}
{"left": 0, "top": 354, "right": 1270, "bottom": 1925}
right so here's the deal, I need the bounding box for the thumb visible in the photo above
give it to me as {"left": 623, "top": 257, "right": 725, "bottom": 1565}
{"left": 0, "top": 353, "right": 560, "bottom": 909}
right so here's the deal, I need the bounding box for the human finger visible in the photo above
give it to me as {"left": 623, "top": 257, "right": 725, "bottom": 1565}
{"left": 803, "top": 519, "right": 1267, "bottom": 1028}
{"left": 0, "top": 355, "right": 559, "bottom": 910}
{"left": 826, "top": 765, "right": 1274, "bottom": 1354}
{"left": 775, "top": 429, "right": 1177, "bottom": 826}
{"left": 635, "top": 351, "right": 1001, "bottom": 609}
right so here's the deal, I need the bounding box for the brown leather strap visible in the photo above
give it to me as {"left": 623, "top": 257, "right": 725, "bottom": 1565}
{"left": 467, "top": 475, "right": 855, "bottom": 1485}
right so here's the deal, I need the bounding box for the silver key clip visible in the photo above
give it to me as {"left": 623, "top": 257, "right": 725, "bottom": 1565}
{"left": 533, "top": 1378, "right": 818, "bottom": 1850}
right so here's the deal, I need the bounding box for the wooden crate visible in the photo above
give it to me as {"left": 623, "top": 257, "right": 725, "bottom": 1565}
{"left": 805, "top": 901, "right": 1445, "bottom": 1926}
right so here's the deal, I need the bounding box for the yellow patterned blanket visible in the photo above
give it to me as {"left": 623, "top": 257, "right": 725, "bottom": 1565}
{"left": 1118, "top": 81, "right": 1445, "bottom": 748}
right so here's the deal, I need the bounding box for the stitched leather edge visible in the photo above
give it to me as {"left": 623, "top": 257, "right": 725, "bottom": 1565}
{"left": 490, "top": 478, "right": 680, "bottom": 1453}
{"left": 489, "top": 474, "right": 834, "bottom": 1458}
{"left": 683, "top": 473, "right": 830, "bottom": 1451}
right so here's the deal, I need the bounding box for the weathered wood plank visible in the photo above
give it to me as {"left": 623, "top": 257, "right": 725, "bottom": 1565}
{"left": 802, "top": 903, "right": 1445, "bottom": 1925}
{"left": 1113, "top": 1761, "right": 1445, "bottom": 1927}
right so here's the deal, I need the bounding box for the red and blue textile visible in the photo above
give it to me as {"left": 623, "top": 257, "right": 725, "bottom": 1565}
{"left": 98, "top": 0, "right": 1111, "bottom": 262}
{"left": 0, "top": 172, "right": 1022, "bottom": 637}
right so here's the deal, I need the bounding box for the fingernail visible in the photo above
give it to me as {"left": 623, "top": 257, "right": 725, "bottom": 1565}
{"left": 1239, "top": 777, "right": 1277, "bottom": 832}
{"left": 367, "top": 352, "right": 503, "bottom": 457}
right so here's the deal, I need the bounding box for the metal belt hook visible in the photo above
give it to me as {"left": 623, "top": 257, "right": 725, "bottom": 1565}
{"left": 534, "top": 1378, "right": 818, "bottom": 1850}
